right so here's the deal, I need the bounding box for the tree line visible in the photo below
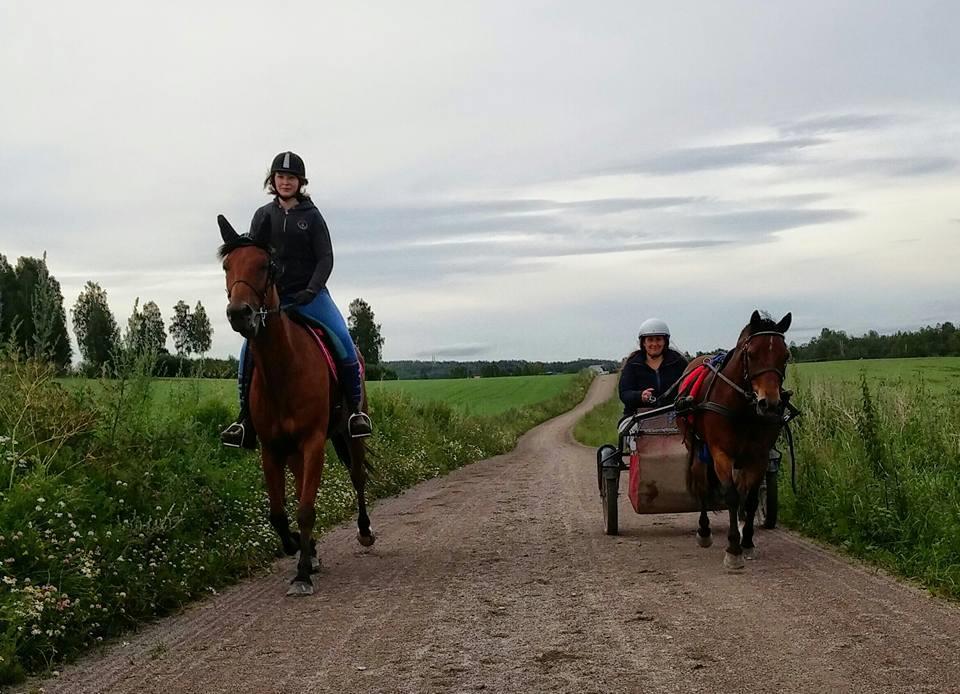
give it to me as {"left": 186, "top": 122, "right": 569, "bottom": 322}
{"left": 1, "top": 253, "right": 214, "bottom": 374}
{"left": 0, "top": 253, "right": 389, "bottom": 378}
{"left": 788, "top": 323, "right": 960, "bottom": 362}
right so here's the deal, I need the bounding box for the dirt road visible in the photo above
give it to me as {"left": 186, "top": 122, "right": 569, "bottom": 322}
{"left": 35, "top": 375, "right": 960, "bottom": 693}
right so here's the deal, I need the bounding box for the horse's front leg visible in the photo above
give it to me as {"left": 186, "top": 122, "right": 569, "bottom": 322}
{"left": 287, "top": 436, "right": 326, "bottom": 597}
{"left": 740, "top": 464, "right": 765, "bottom": 560}
{"left": 713, "top": 450, "right": 745, "bottom": 570}
{"left": 262, "top": 447, "right": 298, "bottom": 556}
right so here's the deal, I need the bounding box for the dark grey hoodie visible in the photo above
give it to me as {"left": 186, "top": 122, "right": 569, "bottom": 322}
{"left": 248, "top": 197, "right": 334, "bottom": 297}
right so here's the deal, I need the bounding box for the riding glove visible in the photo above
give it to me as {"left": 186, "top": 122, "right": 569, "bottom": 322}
{"left": 292, "top": 289, "right": 317, "bottom": 305}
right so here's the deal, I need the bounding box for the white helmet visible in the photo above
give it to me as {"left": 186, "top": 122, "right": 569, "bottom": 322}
{"left": 638, "top": 318, "right": 670, "bottom": 340}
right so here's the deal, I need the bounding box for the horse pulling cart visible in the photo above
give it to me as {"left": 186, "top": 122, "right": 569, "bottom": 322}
{"left": 595, "top": 403, "right": 781, "bottom": 536}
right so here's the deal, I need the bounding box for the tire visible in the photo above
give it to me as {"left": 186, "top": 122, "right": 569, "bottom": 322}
{"left": 760, "top": 470, "right": 778, "bottom": 529}
{"left": 602, "top": 475, "right": 619, "bottom": 536}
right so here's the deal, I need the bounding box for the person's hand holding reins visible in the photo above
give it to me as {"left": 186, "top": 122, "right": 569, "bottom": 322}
{"left": 292, "top": 289, "right": 317, "bottom": 305}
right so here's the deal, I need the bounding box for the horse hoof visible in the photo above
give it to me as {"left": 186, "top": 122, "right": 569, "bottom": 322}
{"left": 310, "top": 556, "right": 321, "bottom": 573}
{"left": 697, "top": 534, "right": 713, "bottom": 548}
{"left": 286, "top": 580, "right": 314, "bottom": 597}
{"left": 723, "top": 551, "right": 745, "bottom": 570}
{"left": 357, "top": 530, "right": 376, "bottom": 547}
{"left": 743, "top": 547, "right": 757, "bottom": 561}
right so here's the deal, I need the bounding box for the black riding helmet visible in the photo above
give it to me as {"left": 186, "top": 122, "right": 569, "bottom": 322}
{"left": 270, "top": 151, "right": 307, "bottom": 182}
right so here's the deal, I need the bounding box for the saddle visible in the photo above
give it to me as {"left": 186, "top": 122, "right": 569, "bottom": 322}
{"left": 283, "top": 310, "right": 341, "bottom": 382}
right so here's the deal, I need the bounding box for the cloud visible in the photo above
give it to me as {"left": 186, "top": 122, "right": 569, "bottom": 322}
{"left": 779, "top": 112, "right": 902, "bottom": 136}
{"left": 595, "top": 137, "right": 828, "bottom": 176}
{"left": 414, "top": 343, "right": 493, "bottom": 358}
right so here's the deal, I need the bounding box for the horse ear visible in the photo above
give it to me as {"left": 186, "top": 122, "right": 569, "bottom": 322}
{"left": 218, "top": 214, "right": 240, "bottom": 243}
{"left": 750, "top": 310, "right": 762, "bottom": 328}
{"left": 776, "top": 312, "right": 792, "bottom": 333}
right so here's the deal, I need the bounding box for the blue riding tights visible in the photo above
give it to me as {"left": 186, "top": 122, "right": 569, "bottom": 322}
{"left": 238, "top": 288, "right": 364, "bottom": 408}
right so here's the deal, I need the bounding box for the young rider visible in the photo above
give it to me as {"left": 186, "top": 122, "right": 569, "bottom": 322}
{"left": 618, "top": 318, "right": 688, "bottom": 415}
{"left": 220, "top": 151, "right": 373, "bottom": 447}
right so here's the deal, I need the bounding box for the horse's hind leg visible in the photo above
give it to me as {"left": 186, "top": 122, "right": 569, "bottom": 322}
{"left": 697, "top": 497, "right": 712, "bottom": 548}
{"left": 333, "top": 434, "right": 375, "bottom": 547}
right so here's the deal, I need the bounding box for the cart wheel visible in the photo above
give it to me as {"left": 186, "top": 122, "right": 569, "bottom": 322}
{"left": 602, "top": 475, "right": 619, "bottom": 536}
{"left": 760, "top": 470, "right": 778, "bottom": 529}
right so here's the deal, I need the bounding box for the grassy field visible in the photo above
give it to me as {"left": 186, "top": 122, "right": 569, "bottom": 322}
{"left": 369, "top": 374, "right": 578, "bottom": 416}
{"left": 63, "top": 373, "right": 579, "bottom": 419}
{"left": 573, "top": 356, "right": 960, "bottom": 601}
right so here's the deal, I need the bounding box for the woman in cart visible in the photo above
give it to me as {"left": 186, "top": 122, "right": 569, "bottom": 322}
{"left": 618, "top": 318, "right": 688, "bottom": 415}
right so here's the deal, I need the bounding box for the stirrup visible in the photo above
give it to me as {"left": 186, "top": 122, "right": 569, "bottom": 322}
{"left": 220, "top": 421, "right": 257, "bottom": 450}
{"left": 348, "top": 412, "right": 373, "bottom": 439}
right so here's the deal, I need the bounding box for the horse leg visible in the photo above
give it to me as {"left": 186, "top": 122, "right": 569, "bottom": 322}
{"left": 262, "top": 448, "right": 298, "bottom": 556}
{"left": 723, "top": 481, "right": 744, "bottom": 570}
{"left": 697, "top": 496, "right": 712, "bottom": 548}
{"left": 287, "top": 437, "right": 326, "bottom": 597}
{"left": 741, "top": 482, "right": 760, "bottom": 560}
{"left": 332, "top": 434, "right": 375, "bottom": 547}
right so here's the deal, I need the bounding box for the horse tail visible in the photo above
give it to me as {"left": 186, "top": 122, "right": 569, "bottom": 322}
{"left": 331, "top": 432, "right": 376, "bottom": 475}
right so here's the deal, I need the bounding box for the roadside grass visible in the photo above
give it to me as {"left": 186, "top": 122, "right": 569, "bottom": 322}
{"left": 0, "top": 353, "right": 593, "bottom": 685}
{"left": 573, "top": 358, "right": 960, "bottom": 601}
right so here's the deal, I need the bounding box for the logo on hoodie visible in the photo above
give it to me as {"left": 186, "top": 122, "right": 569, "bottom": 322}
{"left": 297, "top": 220, "right": 308, "bottom": 230}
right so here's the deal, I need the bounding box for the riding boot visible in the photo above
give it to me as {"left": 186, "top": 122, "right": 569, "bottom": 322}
{"left": 220, "top": 350, "right": 257, "bottom": 449}
{"left": 341, "top": 358, "right": 372, "bottom": 438}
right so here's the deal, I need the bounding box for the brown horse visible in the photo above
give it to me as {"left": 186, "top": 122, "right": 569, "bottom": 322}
{"left": 217, "top": 215, "right": 375, "bottom": 596}
{"left": 676, "top": 310, "right": 792, "bottom": 570}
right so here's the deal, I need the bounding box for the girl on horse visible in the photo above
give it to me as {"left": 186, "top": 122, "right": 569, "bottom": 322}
{"left": 618, "top": 318, "right": 688, "bottom": 415}
{"left": 220, "top": 151, "right": 373, "bottom": 447}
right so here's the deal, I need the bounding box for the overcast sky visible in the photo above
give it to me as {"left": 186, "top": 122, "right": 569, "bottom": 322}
{"left": 2, "top": 1, "right": 959, "bottom": 361}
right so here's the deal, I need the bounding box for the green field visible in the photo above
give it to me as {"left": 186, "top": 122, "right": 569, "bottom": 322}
{"left": 63, "top": 373, "right": 580, "bottom": 419}
{"left": 792, "top": 356, "right": 960, "bottom": 394}
{"left": 369, "top": 374, "right": 578, "bottom": 416}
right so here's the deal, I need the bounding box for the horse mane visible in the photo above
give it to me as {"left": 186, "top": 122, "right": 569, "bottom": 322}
{"left": 217, "top": 235, "right": 270, "bottom": 261}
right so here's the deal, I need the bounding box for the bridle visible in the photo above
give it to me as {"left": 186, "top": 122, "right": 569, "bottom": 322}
{"left": 698, "top": 330, "right": 788, "bottom": 414}
{"left": 226, "top": 254, "right": 282, "bottom": 330}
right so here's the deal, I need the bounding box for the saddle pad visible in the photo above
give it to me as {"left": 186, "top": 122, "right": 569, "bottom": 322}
{"left": 301, "top": 325, "right": 339, "bottom": 383}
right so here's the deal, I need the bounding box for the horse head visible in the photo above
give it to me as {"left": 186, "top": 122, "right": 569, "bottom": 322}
{"left": 739, "top": 310, "right": 792, "bottom": 419}
{"left": 217, "top": 214, "right": 278, "bottom": 339}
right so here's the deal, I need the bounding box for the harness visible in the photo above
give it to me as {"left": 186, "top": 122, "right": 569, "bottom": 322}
{"left": 679, "top": 329, "right": 802, "bottom": 490}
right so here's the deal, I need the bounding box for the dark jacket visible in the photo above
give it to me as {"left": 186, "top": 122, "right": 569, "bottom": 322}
{"left": 249, "top": 198, "right": 333, "bottom": 297}
{"left": 618, "top": 348, "right": 688, "bottom": 414}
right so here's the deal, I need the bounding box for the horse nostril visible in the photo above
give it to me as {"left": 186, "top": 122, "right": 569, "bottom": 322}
{"left": 227, "top": 303, "right": 254, "bottom": 323}
{"left": 756, "top": 397, "right": 768, "bottom": 411}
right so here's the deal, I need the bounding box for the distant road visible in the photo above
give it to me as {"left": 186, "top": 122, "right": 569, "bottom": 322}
{"left": 36, "top": 375, "right": 960, "bottom": 693}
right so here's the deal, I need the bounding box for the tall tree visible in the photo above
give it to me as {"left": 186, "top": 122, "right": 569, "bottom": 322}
{"left": 0, "top": 253, "right": 16, "bottom": 342}
{"left": 126, "top": 299, "right": 167, "bottom": 354}
{"left": 188, "top": 301, "right": 212, "bottom": 355}
{"left": 169, "top": 300, "right": 192, "bottom": 356}
{"left": 2, "top": 254, "right": 72, "bottom": 367}
{"left": 347, "top": 298, "right": 384, "bottom": 364}
{"left": 72, "top": 281, "right": 120, "bottom": 371}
